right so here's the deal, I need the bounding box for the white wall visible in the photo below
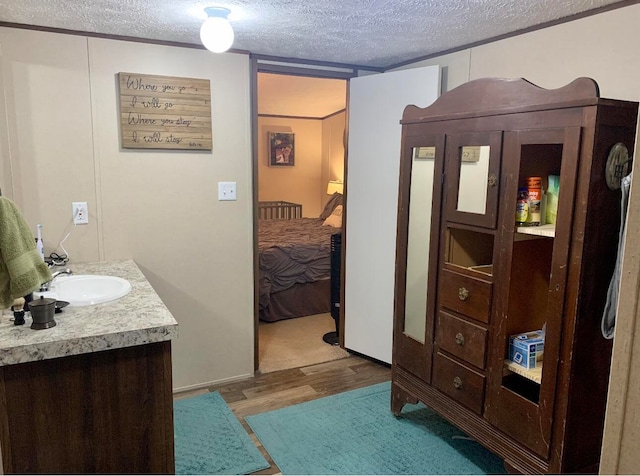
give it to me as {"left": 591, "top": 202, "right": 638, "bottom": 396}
{"left": 0, "top": 30, "right": 99, "bottom": 260}
{"left": 392, "top": 49, "right": 471, "bottom": 93}
{"left": 469, "top": 8, "right": 640, "bottom": 101}
{"left": 398, "top": 5, "right": 640, "bottom": 101}
{"left": 0, "top": 28, "right": 254, "bottom": 391}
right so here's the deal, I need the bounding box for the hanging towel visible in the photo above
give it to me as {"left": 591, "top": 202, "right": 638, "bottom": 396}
{"left": 601, "top": 173, "right": 633, "bottom": 339}
{"left": 0, "top": 197, "right": 52, "bottom": 309}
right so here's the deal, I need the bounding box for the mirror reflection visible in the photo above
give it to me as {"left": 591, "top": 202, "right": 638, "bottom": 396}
{"left": 404, "top": 146, "right": 436, "bottom": 343}
{"left": 456, "top": 145, "right": 491, "bottom": 215}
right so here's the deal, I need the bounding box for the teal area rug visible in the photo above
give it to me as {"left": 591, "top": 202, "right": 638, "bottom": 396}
{"left": 174, "top": 391, "right": 270, "bottom": 475}
{"left": 246, "top": 381, "right": 506, "bottom": 475}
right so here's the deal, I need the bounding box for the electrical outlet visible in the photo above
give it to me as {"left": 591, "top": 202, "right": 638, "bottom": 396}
{"left": 72, "top": 201, "right": 89, "bottom": 225}
{"left": 218, "top": 182, "right": 237, "bottom": 201}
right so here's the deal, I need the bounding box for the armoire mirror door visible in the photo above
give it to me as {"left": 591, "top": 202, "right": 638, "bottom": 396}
{"left": 444, "top": 132, "right": 502, "bottom": 228}
{"left": 393, "top": 133, "right": 444, "bottom": 383}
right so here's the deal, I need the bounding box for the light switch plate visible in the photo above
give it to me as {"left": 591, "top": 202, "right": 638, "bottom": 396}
{"left": 218, "top": 182, "right": 237, "bottom": 201}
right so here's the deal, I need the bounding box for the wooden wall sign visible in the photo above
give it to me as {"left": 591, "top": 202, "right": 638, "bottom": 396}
{"left": 118, "top": 72, "right": 212, "bottom": 150}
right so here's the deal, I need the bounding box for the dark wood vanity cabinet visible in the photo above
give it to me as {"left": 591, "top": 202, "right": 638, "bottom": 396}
{"left": 391, "top": 77, "right": 638, "bottom": 474}
{"left": 0, "top": 342, "right": 175, "bottom": 474}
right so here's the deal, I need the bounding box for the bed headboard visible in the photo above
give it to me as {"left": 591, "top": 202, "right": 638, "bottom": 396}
{"left": 258, "top": 201, "right": 302, "bottom": 220}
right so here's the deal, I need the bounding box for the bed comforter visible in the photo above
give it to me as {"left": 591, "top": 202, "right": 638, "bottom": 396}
{"left": 258, "top": 218, "right": 338, "bottom": 313}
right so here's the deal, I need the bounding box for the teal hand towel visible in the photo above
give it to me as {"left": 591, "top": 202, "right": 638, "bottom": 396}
{"left": 0, "top": 197, "right": 52, "bottom": 309}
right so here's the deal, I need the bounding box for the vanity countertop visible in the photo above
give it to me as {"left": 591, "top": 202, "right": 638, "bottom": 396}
{"left": 0, "top": 260, "right": 178, "bottom": 366}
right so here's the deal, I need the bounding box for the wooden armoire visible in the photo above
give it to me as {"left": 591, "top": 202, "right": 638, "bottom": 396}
{"left": 391, "top": 77, "right": 638, "bottom": 474}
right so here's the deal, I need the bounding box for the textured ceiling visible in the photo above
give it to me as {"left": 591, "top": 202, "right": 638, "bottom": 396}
{"left": 0, "top": 0, "right": 629, "bottom": 69}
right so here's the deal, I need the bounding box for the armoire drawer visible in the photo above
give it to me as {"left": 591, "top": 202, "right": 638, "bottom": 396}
{"left": 439, "top": 269, "right": 492, "bottom": 323}
{"left": 436, "top": 311, "right": 488, "bottom": 369}
{"left": 432, "top": 352, "right": 485, "bottom": 414}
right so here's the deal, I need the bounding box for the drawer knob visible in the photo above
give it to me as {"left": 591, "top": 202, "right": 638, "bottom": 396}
{"left": 455, "top": 333, "right": 465, "bottom": 346}
{"left": 453, "top": 376, "right": 463, "bottom": 389}
{"left": 488, "top": 174, "right": 498, "bottom": 187}
{"left": 458, "top": 287, "right": 469, "bottom": 301}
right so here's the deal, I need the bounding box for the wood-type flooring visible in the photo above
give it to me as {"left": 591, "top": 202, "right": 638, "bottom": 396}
{"left": 176, "top": 353, "right": 391, "bottom": 474}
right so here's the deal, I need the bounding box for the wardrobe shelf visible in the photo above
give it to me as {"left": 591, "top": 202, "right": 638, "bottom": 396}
{"left": 504, "top": 359, "right": 542, "bottom": 384}
{"left": 516, "top": 224, "right": 556, "bottom": 238}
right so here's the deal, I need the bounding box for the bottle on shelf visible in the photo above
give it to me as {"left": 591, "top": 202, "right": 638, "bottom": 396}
{"left": 526, "top": 176, "right": 542, "bottom": 226}
{"left": 546, "top": 175, "right": 560, "bottom": 224}
{"left": 515, "top": 187, "right": 529, "bottom": 226}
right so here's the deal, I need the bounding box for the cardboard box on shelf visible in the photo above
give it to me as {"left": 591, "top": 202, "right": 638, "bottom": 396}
{"left": 508, "top": 330, "right": 544, "bottom": 369}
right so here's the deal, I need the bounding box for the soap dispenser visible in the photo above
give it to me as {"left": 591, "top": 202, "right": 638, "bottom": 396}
{"left": 36, "top": 224, "right": 45, "bottom": 261}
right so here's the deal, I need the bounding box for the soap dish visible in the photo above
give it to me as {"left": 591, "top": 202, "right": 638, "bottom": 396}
{"left": 55, "top": 301, "right": 70, "bottom": 313}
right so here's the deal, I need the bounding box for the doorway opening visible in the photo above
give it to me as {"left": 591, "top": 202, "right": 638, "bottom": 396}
{"left": 254, "top": 69, "right": 349, "bottom": 373}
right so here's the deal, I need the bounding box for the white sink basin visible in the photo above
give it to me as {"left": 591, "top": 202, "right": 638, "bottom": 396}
{"left": 44, "top": 275, "right": 132, "bottom": 307}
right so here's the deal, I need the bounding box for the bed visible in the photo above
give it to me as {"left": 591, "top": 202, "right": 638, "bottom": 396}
{"left": 258, "top": 195, "right": 342, "bottom": 322}
{"left": 258, "top": 201, "right": 302, "bottom": 220}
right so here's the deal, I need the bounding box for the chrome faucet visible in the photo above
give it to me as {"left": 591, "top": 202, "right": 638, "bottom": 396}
{"left": 40, "top": 268, "right": 73, "bottom": 292}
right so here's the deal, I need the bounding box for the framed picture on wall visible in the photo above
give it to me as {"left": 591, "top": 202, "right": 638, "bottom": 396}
{"left": 268, "top": 132, "right": 295, "bottom": 166}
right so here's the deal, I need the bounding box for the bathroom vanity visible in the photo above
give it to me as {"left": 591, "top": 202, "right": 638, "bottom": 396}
{"left": 0, "top": 260, "right": 178, "bottom": 474}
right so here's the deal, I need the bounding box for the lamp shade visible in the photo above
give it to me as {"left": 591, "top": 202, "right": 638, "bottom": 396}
{"left": 200, "top": 7, "right": 234, "bottom": 53}
{"left": 327, "top": 180, "right": 344, "bottom": 195}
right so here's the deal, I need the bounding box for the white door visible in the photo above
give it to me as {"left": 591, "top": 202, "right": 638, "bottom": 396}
{"left": 344, "top": 65, "right": 440, "bottom": 363}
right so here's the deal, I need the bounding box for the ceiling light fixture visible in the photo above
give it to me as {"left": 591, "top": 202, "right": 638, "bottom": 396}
{"left": 200, "top": 6, "right": 234, "bottom": 53}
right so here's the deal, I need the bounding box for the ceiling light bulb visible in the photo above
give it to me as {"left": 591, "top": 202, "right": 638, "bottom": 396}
{"left": 200, "top": 7, "right": 234, "bottom": 53}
